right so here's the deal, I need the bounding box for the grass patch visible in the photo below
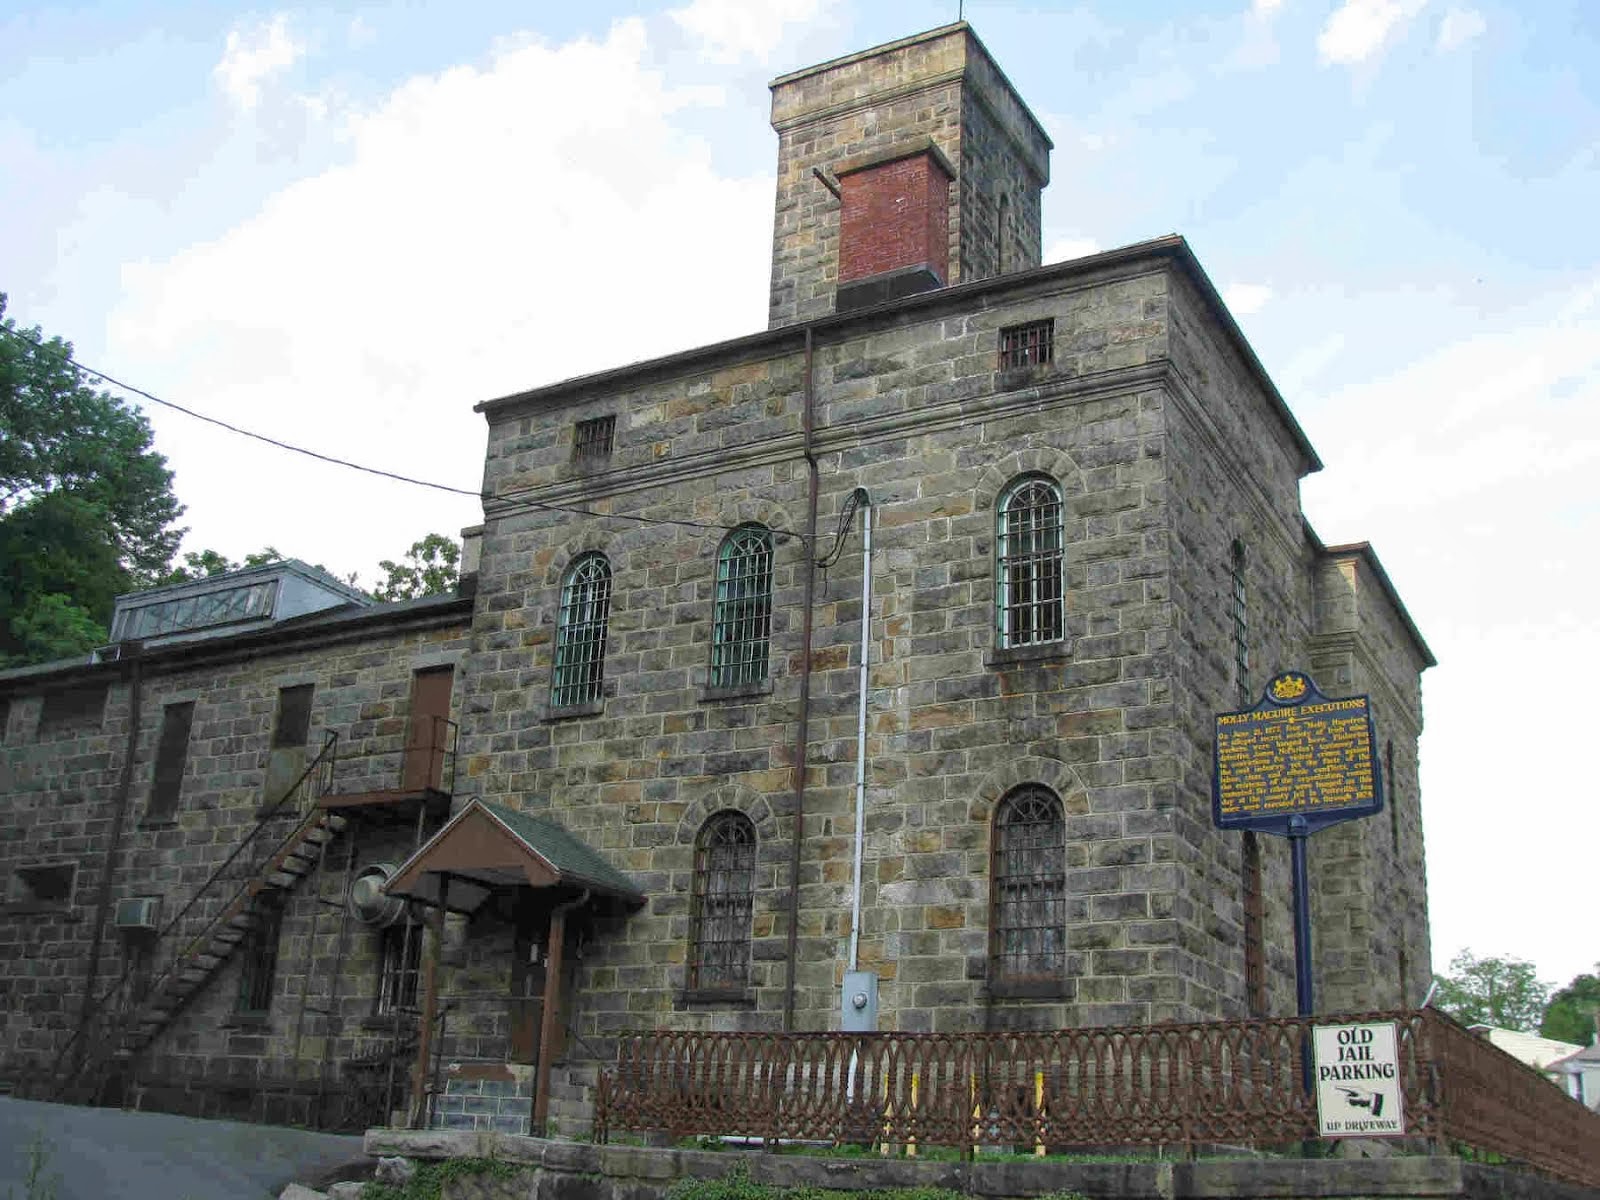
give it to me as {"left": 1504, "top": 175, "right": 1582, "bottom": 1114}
{"left": 361, "top": 1157, "right": 525, "bottom": 1200}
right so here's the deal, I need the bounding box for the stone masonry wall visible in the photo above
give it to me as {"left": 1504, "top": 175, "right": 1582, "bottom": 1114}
{"left": 0, "top": 605, "right": 470, "bottom": 1104}
{"left": 460, "top": 253, "right": 1287, "bottom": 1135}
{"left": 1160, "top": 268, "right": 1319, "bottom": 1018}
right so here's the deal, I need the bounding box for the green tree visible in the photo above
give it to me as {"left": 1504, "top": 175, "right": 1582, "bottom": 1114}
{"left": 374, "top": 533, "right": 459, "bottom": 602}
{"left": 159, "top": 546, "right": 284, "bottom": 584}
{"left": 0, "top": 295, "right": 183, "bottom": 664}
{"left": 1433, "top": 949, "right": 1551, "bottom": 1032}
{"left": 1541, "top": 966, "right": 1600, "bottom": 1045}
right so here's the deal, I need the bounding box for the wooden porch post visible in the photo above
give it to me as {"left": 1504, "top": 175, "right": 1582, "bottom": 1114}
{"left": 408, "top": 873, "right": 448, "bottom": 1129}
{"left": 532, "top": 898, "right": 570, "bottom": 1133}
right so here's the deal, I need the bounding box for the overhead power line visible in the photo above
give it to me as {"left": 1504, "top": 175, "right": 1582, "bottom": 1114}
{"left": 12, "top": 328, "right": 805, "bottom": 542}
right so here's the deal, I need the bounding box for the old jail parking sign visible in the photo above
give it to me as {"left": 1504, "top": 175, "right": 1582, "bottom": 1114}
{"left": 1313, "top": 1022, "right": 1406, "bottom": 1137}
{"left": 1212, "top": 671, "right": 1382, "bottom": 835}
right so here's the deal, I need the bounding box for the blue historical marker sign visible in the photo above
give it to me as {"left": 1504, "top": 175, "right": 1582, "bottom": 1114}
{"left": 1212, "top": 670, "right": 1385, "bottom": 1021}
{"left": 1213, "top": 671, "right": 1383, "bottom": 837}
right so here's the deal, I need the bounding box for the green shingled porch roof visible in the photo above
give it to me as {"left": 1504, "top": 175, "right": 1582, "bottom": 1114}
{"left": 481, "top": 801, "right": 643, "bottom": 903}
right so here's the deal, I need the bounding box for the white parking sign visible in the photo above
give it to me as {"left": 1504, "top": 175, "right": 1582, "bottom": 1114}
{"left": 1312, "top": 1021, "right": 1405, "bottom": 1137}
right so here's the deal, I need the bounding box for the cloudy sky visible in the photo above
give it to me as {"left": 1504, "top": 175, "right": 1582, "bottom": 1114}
{"left": 3, "top": 1, "right": 1597, "bottom": 995}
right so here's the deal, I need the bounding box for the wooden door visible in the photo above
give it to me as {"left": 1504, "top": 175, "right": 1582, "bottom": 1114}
{"left": 401, "top": 666, "right": 454, "bottom": 791}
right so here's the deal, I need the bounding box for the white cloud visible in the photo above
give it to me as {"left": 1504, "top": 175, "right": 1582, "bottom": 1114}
{"left": 1044, "top": 236, "right": 1101, "bottom": 263}
{"left": 113, "top": 18, "right": 775, "bottom": 575}
{"left": 1317, "top": 0, "right": 1427, "bottom": 66}
{"left": 1252, "top": 0, "right": 1284, "bottom": 17}
{"left": 1436, "top": 7, "right": 1487, "bottom": 52}
{"left": 668, "top": 0, "right": 836, "bottom": 65}
{"left": 1223, "top": 282, "right": 1273, "bottom": 315}
{"left": 214, "top": 14, "right": 306, "bottom": 110}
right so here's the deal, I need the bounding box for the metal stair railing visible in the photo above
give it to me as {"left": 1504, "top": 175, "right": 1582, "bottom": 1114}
{"left": 44, "top": 731, "right": 341, "bottom": 1103}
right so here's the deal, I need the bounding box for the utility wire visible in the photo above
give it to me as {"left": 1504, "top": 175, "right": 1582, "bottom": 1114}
{"left": 13, "top": 329, "right": 807, "bottom": 543}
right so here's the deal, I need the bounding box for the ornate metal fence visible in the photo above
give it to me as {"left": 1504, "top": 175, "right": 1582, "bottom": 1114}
{"left": 594, "top": 1010, "right": 1600, "bottom": 1189}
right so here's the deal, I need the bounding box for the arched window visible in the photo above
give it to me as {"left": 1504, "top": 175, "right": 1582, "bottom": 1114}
{"left": 990, "top": 785, "right": 1066, "bottom": 983}
{"left": 996, "top": 477, "right": 1064, "bottom": 648}
{"left": 711, "top": 525, "right": 773, "bottom": 688}
{"left": 551, "top": 553, "right": 612, "bottom": 709}
{"left": 690, "top": 811, "right": 757, "bottom": 991}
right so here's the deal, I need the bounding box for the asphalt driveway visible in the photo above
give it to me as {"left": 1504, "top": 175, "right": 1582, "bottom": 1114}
{"left": 0, "top": 1096, "right": 368, "bottom": 1199}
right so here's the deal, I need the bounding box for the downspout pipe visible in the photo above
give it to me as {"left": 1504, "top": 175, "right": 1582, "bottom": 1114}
{"left": 783, "top": 327, "right": 819, "bottom": 1032}
{"left": 847, "top": 490, "right": 872, "bottom": 973}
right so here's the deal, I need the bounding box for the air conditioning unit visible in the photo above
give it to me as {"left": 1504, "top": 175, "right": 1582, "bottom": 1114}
{"left": 348, "top": 864, "right": 407, "bottom": 928}
{"left": 114, "top": 896, "right": 160, "bottom": 932}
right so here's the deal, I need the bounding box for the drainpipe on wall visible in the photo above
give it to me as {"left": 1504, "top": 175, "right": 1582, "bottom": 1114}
{"left": 847, "top": 491, "right": 872, "bottom": 973}
{"left": 76, "top": 646, "right": 143, "bottom": 1054}
{"left": 783, "top": 328, "right": 820, "bottom": 1033}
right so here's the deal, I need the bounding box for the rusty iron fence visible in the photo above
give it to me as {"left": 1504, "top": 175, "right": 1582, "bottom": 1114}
{"left": 595, "top": 1009, "right": 1600, "bottom": 1189}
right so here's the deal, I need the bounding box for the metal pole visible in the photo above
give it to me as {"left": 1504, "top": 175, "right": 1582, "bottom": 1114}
{"left": 1289, "top": 819, "right": 1314, "bottom": 1017}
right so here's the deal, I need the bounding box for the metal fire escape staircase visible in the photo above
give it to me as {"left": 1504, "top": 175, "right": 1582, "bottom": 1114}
{"left": 50, "top": 734, "right": 347, "bottom": 1103}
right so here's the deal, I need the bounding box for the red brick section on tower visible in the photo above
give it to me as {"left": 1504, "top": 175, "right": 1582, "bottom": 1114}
{"left": 837, "top": 152, "right": 951, "bottom": 285}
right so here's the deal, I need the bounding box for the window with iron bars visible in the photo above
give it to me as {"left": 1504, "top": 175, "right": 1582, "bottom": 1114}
{"left": 711, "top": 525, "right": 772, "bottom": 689}
{"left": 990, "top": 785, "right": 1066, "bottom": 983}
{"left": 996, "top": 476, "right": 1064, "bottom": 648}
{"left": 999, "top": 319, "right": 1054, "bottom": 370}
{"left": 374, "top": 923, "right": 422, "bottom": 1016}
{"left": 1230, "top": 540, "right": 1250, "bottom": 706}
{"left": 236, "top": 891, "right": 284, "bottom": 1015}
{"left": 689, "top": 811, "right": 756, "bottom": 991}
{"left": 572, "top": 415, "right": 616, "bottom": 463}
{"left": 551, "top": 553, "right": 612, "bottom": 709}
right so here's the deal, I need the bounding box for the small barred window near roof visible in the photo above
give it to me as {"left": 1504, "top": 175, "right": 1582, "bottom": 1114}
{"left": 690, "top": 811, "right": 756, "bottom": 991}
{"left": 999, "top": 319, "right": 1054, "bottom": 369}
{"left": 996, "top": 476, "right": 1065, "bottom": 648}
{"left": 990, "top": 785, "right": 1066, "bottom": 982}
{"left": 573, "top": 414, "right": 616, "bottom": 462}
{"left": 711, "top": 525, "right": 773, "bottom": 688}
{"left": 551, "top": 553, "right": 612, "bottom": 709}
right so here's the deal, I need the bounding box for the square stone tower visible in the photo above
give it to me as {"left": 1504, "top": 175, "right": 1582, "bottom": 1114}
{"left": 767, "top": 23, "right": 1053, "bottom": 327}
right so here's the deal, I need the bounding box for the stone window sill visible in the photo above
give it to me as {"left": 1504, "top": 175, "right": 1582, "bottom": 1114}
{"left": 545, "top": 699, "right": 605, "bottom": 722}
{"left": 699, "top": 681, "right": 773, "bottom": 703}
{"left": 0, "top": 903, "right": 79, "bottom": 920}
{"left": 363, "top": 1012, "right": 419, "bottom": 1032}
{"left": 225, "top": 1010, "right": 272, "bottom": 1029}
{"left": 985, "top": 641, "right": 1070, "bottom": 669}
{"left": 987, "top": 977, "right": 1071, "bottom": 1000}
{"left": 679, "top": 987, "right": 756, "bottom": 1008}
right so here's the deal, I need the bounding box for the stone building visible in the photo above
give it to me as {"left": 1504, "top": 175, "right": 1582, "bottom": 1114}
{"left": 0, "top": 23, "right": 1432, "bottom": 1136}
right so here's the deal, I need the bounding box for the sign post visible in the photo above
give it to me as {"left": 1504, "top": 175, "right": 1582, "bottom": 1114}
{"left": 1212, "top": 671, "right": 1383, "bottom": 1018}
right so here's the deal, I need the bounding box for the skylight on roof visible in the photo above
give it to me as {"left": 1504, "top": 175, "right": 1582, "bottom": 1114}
{"left": 117, "top": 581, "right": 277, "bottom": 640}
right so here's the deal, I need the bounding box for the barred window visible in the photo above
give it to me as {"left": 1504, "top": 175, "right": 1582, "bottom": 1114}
{"left": 711, "top": 525, "right": 772, "bottom": 689}
{"left": 551, "top": 553, "right": 612, "bottom": 709}
{"left": 996, "top": 477, "right": 1064, "bottom": 648}
{"left": 990, "top": 786, "right": 1066, "bottom": 983}
{"left": 999, "top": 319, "right": 1053, "bottom": 369}
{"left": 374, "top": 923, "right": 422, "bottom": 1016}
{"left": 1230, "top": 540, "right": 1250, "bottom": 705}
{"left": 549, "top": 553, "right": 611, "bottom": 709}
{"left": 573, "top": 415, "right": 615, "bottom": 463}
{"left": 689, "top": 812, "right": 756, "bottom": 992}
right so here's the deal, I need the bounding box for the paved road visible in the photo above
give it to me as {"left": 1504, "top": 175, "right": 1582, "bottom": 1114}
{"left": 0, "top": 1097, "right": 369, "bottom": 1199}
